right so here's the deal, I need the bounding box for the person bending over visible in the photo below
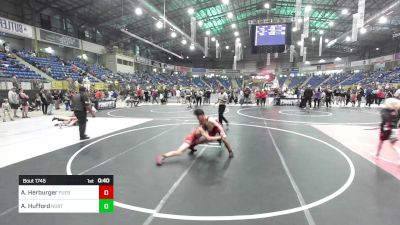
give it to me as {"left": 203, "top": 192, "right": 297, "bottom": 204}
{"left": 156, "top": 121, "right": 222, "bottom": 166}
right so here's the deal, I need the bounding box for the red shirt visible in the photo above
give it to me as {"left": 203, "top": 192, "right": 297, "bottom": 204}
{"left": 255, "top": 91, "right": 261, "bottom": 99}
{"left": 260, "top": 91, "right": 267, "bottom": 99}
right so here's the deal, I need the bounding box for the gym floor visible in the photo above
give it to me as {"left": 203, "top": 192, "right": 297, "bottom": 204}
{"left": 1, "top": 102, "right": 400, "bottom": 225}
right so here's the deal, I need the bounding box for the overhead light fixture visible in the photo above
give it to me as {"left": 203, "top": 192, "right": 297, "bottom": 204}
{"left": 186, "top": 56, "right": 189, "bottom": 59}
{"left": 311, "top": 37, "right": 316, "bottom": 42}
{"left": 360, "top": 27, "right": 367, "bottom": 34}
{"left": 168, "top": 57, "right": 171, "bottom": 60}
{"left": 325, "top": 38, "right": 329, "bottom": 43}
{"left": 238, "top": 43, "right": 242, "bottom": 47}
{"left": 379, "top": 16, "right": 388, "bottom": 24}
{"left": 305, "top": 61, "right": 310, "bottom": 65}
{"left": 170, "top": 31, "right": 177, "bottom": 38}
{"left": 198, "top": 20, "right": 204, "bottom": 26}
{"left": 345, "top": 36, "right": 351, "bottom": 42}
{"left": 319, "top": 59, "right": 326, "bottom": 63}
{"left": 341, "top": 8, "right": 349, "bottom": 15}
{"left": 225, "top": 45, "right": 230, "bottom": 50}
{"left": 135, "top": 8, "right": 143, "bottom": 16}
{"left": 292, "top": 27, "right": 298, "bottom": 32}
{"left": 297, "top": 41, "right": 302, "bottom": 46}
{"left": 350, "top": 48, "right": 353, "bottom": 52}
{"left": 156, "top": 20, "right": 163, "bottom": 29}
{"left": 231, "top": 23, "right": 237, "bottom": 29}
{"left": 205, "top": 30, "right": 211, "bottom": 36}
{"left": 222, "top": 0, "right": 229, "bottom": 4}
{"left": 305, "top": 5, "right": 312, "bottom": 12}
{"left": 234, "top": 31, "right": 239, "bottom": 36}
{"left": 236, "top": 37, "right": 241, "bottom": 42}
{"left": 216, "top": 42, "right": 220, "bottom": 47}
{"left": 211, "top": 37, "right": 216, "bottom": 42}
{"left": 203, "top": 55, "right": 206, "bottom": 58}
{"left": 188, "top": 8, "right": 195, "bottom": 15}
{"left": 190, "top": 44, "right": 195, "bottom": 51}
{"left": 335, "top": 57, "right": 342, "bottom": 61}
{"left": 227, "top": 12, "right": 234, "bottom": 19}
{"left": 328, "top": 21, "right": 334, "bottom": 27}
{"left": 264, "top": 3, "right": 270, "bottom": 9}
{"left": 298, "top": 18, "right": 303, "bottom": 23}
{"left": 376, "top": 47, "right": 380, "bottom": 51}
{"left": 181, "top": 39, "right": 187, "bottom": 45}
{"left": 319, "top": 30, "right": 324, "bottom": 35}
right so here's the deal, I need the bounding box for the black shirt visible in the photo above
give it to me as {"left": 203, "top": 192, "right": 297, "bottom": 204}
{"left": 71, "top": 92, "right": 89, "bottom": 112}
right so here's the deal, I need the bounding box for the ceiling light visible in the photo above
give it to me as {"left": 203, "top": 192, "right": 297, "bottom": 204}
{"left": 341, "top": 8, "right": 349, "bottom": 15}
{"left": 190, "top": 44, "right": 195, "bottom": 51}
{"left": 264, "top": 3, "right": 270, "bottom": 9}
{"left": 311, "top": 37, "right": 316, "bottom": 42}
{"left": 231, "top": 23, "right": 237, "bottom": 29}
{"left": 181, "top": 39, "right": 187, "bottom": 45}
{"left": 156, "top": 20, "right": 163, "bottom": 29}
{"left": 319, "top": 30, "right": 324, "bottom": 35}
{"left": 222, "top": 0, "right": 229, "bottom": 4}
{"left": 305, "top": 5, "right": 312, "bottom": 12}
{"left": 186, "top": 56, "right": 189, "bottom": 59}
{"left": 170, "top": 32, "right": 177, "bottom": 38}
{"left": 211, "top": 37, "right": 216, "bottom": 42}
{"left": 376, "top": 48, "right": 380, "bottom": 51}
{"left": 225, "top": 45, "right": 230, "bottom": 50}
{"left": 234, "top": 31, "right": 239, "bottom": 36}
{"left": 335, "top": 57, "right": 342, "bottom": 61}
{"left": 328, "top": 21, "right": 334, "bottom": 27}
{"left": 205, "top": 30, "right": 211, "bottom": 36}
{"left": 345, "top": 36, "right": 351, "bottom": 42}
{"left": 238, "top": 43, "right": 242, "bottom": 47}
{"left": 292, "top": 27, "right": 298, "bottom": 32}
{"left": 297, "top": 41, "right": 302, "bottom": 46}
{"left": 227, "top": 12, "right": 234, "bottom": 19}
{"left": 236, "top": 37, "right": 241, "bottom": 42}
{"left": 379, "top": 16, "right": 388, "bottom": 24}
{"left": 360, "top": 27, "right": 367, "bottom": 34}
{"left": 168, "top": 57, "right": 171, "bottom": 60}
{"left": 203, "top": 56, "right": 206, "bottom": 58}
{"left": 198, "top": 20, "right": 204, "bottom": 26}
{"left": 319, "top": 59, "right": 326, "bottom": 63}
{"left": 188, "top": 8, "right": 195, "bottom": 15}
{"left": 135, "top": 8, "right": 143, "bottom": 15}
{"left": 305, "top": 61, "right": 310, "bottom": 65}
{"left": 325, "top": 38, "right": 329, "bottom": 43}
{"left": 350, "top": 48, "right": 353, "bottom": 52}
{"left": 298, "top": 18, "right": 303, "bottom": 23}
{"left": 216, "top": 42, "right": 220, "bottom": 47}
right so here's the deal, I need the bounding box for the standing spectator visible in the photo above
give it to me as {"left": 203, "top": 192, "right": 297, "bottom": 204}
{"left": 47, "top": 91, "right": 54, "bottom": 115}
{"left": 365, "top": 86, "right": 373, "bottom": 107}
{"left": 137, "top": 87, "right": 143, "bottom": 103}
{"left": 144, "top": 89, "right": 150, "bottom": 103}
{"left": 18, "top": 88, "right": 29, "bottom": 118}
{"left": 255, "top": 90, "right": 261, "bottom": 106}
{"left": 216, "top": 86, "right": 229, "bottom": 127}
{"left": 195, "top": 89, "right": 203, "bottom": 106}
{"left": 35, "top": 93, "right": 41, "bottom": 111}
{"left": 176, "top": 89, "right": 181, "bottom": 103}
{"left": 377, "top": 88, "right": 385, "bottom": 106}
{"left": 260, "top": 89, "right": 267, "bottom": 106}
{"left": 357, "top": 87, "right": 364, "bottom": 107}
{"left": 313, "top": 88, "right": 321, "bottom": 108}
{"left": 303, "top": 85, "right": 314, "bottom": 108}
{"left": 205, "top": 89, "right": 211, "bottom": 104}
{"left": 8, "top": 87, "right": 19, "bottom": 118}
{"left": 151, "top": 89, "right": 158, "bottom": 104}
{"left": 39, "top": 88, "right": 48, "bottom": 115}
{"left": 324, "top": 88, "right": 333, "bottom": 108}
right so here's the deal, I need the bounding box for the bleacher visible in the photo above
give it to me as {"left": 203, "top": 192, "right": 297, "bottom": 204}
{"left": 20, "top": 54, "right": 98, "bottom": 82}
{"left": 217, "top": 77, "right": 231, "bottom": 89}
{"left": 192, "top": 77, "right": 208, "bottom": 88}
{"left": 288, "top": 76, "right": 307, "bottom": 88}
{"left": 305, "top": 75, "right": 329, "bottom": 88}
{"left": 278, "top": 76, "right": 287, "bottom": 87}
{"left": 0, "top": 53, "right": 45, "bottom": 80}
{"left": 341, "top": 73, "right": 366, "bottom": 85}
{"left": 324, "top": 73, "right": 349, "bottom": 86}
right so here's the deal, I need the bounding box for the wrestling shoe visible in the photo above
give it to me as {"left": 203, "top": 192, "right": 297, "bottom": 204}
{"left": 229, "top": 151, "right": 234, "bottom": 158}
{"left": 374, "top": 152, "right": 380, "bottom": 158}
{"left": 52, "top": 117, "right": 57, "bottom": 121}
{"left": 189, "top": 148, "right": 198, "bottom": 155}
{"left": 80, "top": 135, "right": 90, "bottom": 140}
{"left": 156, "top": 155, "right": 164, "bottom": 166}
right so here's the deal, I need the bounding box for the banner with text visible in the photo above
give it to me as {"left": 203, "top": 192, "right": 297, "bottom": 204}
{"left": 39, "top": 29, "right": 81, "bottom": 49}
{"left": 0, "top": 16, "right": 33, "bottom": 39}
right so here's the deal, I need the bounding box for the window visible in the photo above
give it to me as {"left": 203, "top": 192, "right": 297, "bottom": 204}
{"left": 128, "top": 61, "right": 133, "bottom": 66}
{"left": 117, "top": 59, "right": 122, "bottom": 64}
{"left": 123, "top": 60, "right": 128, "bottom": 65}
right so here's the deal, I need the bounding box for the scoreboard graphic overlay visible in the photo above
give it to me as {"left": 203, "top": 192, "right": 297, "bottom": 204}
{"left": 19, "top": 175, "right": 114, "bottom": 213}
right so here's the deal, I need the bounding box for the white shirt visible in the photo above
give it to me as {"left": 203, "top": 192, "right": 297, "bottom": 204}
{"left": 218, "top": 92, "right": 228, "bottom": 105}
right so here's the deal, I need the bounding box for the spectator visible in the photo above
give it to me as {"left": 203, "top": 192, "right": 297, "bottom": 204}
{"left": 8, "top": 87, "right": 19, "bottom": 118}
{"left": 18, "top": 88, "right": 29, "bottom": 118}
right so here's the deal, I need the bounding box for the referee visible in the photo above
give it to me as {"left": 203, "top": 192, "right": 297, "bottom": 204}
{"left": 216, "top": 86, "right": 229, "bottom": 127}
{"left": 72, "top": 86, "right": 93, "bottom": 140}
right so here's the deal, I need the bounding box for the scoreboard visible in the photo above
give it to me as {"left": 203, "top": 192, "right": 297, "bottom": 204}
{"left": 254, "top": 24, "right": 287, "bottom": 46}
{"left": 19, "top": 175, "right": 113, "bottom": 213}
